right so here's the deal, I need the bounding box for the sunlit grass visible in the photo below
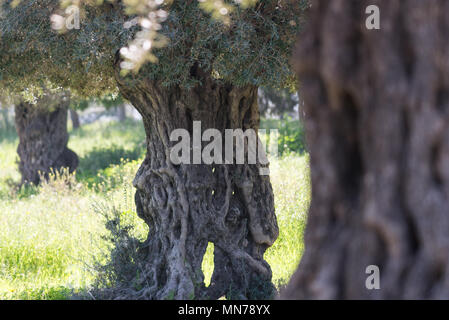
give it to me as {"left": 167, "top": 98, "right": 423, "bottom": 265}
{"left": 0, "top": 183, "right": 104, "bottom": 299}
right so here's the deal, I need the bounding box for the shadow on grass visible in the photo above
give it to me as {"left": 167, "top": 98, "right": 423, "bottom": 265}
{"left": 76, "top": 145, "right": 144, "bottom": 186}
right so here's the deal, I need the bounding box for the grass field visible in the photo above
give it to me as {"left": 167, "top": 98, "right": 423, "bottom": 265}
{"left": 0, "top": 118, "right": 310, "bottom": 299}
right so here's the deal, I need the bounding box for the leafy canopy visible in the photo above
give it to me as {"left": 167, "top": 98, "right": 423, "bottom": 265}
{"left": 0, "top": 0, "right": 308, "bottom": 98}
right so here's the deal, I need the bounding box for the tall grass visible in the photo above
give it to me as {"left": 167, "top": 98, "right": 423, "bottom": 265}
{"left": 0, "top": 119, "right": 310, "bottom": 299}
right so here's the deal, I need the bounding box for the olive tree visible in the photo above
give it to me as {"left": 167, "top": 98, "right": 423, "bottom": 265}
{"left": 0, "top": 85, "right": 79, "bottom": 185}
{"left": 284, "top": 0, "right": 449, "bottom": 299}
{"left": 0, "top": 0, "right": 308, "bottom": 299}
{"left": 14, "top": 91, "right": 79, "bottom": 185}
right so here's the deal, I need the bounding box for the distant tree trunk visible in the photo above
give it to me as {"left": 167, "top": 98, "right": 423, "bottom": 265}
{"left": 283, "top": 0, "right": 449, "bottom": 299}
{"left": 1, "top": 107, "right": 11, "bottom": 130}
{"left": 258, "top": 88, "right": 269, "bottom": 117}
{"left": 15, "top": 97, "right": 79, "bottom": 185}
{"left": 297, "top": 91, "right": 305, "bottom": 122}
{"left": 117, "top": 104, "right": 126, "bottom": 122}
{"left": 115, "top": 66, "right": 278, "bottom": 300}
{"left": 70, "top": 109, "right": 80, "bottom": 129}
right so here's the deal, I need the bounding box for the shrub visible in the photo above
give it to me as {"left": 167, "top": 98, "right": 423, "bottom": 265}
{"left": 261, "top": 117, "right": 307, "bottom": 155}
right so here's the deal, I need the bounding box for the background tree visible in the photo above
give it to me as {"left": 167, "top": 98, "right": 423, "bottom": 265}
{"left": 283, "top": 0, "right": 449, "bottom": 299}
{"left": 0, "top": 100, "right": 13, "bottom": 131}
{"left": 0, "top": 0, "right": 308, "bottom": 299}
{"left": 69, "top": 108, "right": 80, "bottom": 129}
{"left": 13, "top": 90, "right": 79, "bottom": 185}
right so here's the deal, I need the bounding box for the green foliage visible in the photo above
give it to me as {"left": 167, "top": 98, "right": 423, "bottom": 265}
{"left": 98, "top": 93, "right": 125, "bottom": 108}
{"left": 0, "top": 118, "right": 309, "bottom": 299}
{"left": 87, "top": 193, "right": 149, "bottom": 298}
{"left": 0, "top": 0, "right": 128, "bottom": 97}
{"left": 0, "top": 0, "right": 309, "bottom": 97}
{"left": 143, "top": 0, "right": 306, "bottom": 89}
{"left": 277, "top": 120, "right": 306, "bottom": 155}
{"left": 70, "top": 93, "right": 126, "bottom": 111}
{"left": 69, "top": 99, "right": 90, "bottom": 111}
{"left": 261, "top": 117, "right": 307, "bottom": 155}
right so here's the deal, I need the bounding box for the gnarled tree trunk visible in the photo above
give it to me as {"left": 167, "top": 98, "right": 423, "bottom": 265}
{"left": 15, "top": 96, "right": 79, "bottom": 185}
{"left": 283, "top": 0, "right": 449, "bottom": 299}
{"left": 115, "top": 67, "right": 278, "bottom": 300}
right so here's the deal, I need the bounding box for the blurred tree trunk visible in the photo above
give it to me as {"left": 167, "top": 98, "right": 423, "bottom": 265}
{"left": 15, "top": 95, "right": 78, "bottom": 185}
{"left": 1, "top": 107, "right": 11, "bottom": 130}
{"left": 69, "top": 109, "right": 80, "bottom": 129}
{"left": 117, "top": 104, "right": 126, "bottom": 122}
{"left": 297, "top": 91, "right": 305, "bottom": 122}
{"left": 115, "top": 65, "right": 278, "bottom": 300}
{"left": 283, "top": 0, "right": 449, "bottom": 299}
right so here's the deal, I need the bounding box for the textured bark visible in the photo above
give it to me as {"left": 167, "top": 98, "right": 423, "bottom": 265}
{"left": 15, "top": 97, "right": 79, "bottom": 185}
{"left": 115, "top": 67, "right": 278, "bottom": 300}
{"left": 70, "top": 109, "right": 80, "bottom": 129}
{"left": 283, "top": 0, "right": 449, "bottom": 299}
